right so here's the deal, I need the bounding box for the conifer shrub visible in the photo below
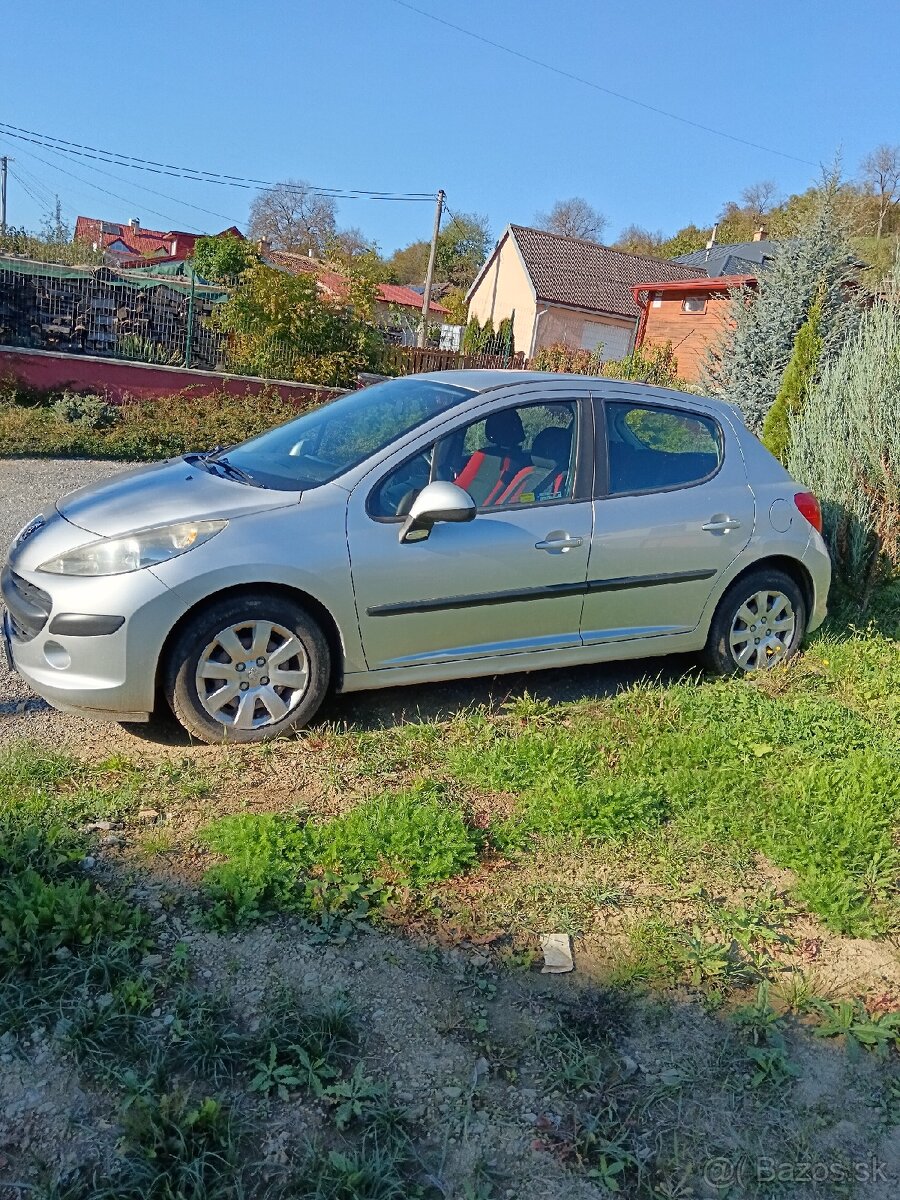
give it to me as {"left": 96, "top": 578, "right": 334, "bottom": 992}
{"left": 789, "top": 285, "right": 900, "bottom": 603}
{"left": 762, "top": 292, "right": 823, "bottom": 464}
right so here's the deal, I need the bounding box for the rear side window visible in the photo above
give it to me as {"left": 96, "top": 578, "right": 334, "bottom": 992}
{"left": 606, "top": 402, "right": 722, "bottom": 495}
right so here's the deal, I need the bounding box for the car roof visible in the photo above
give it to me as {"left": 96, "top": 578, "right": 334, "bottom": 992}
{"left": 417, "top": 369, "right": 736, "bottom": 417}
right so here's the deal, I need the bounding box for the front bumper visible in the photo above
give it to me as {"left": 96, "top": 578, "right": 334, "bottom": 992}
{"left": 1, "top": 560, "right": 188, "bottom": 723}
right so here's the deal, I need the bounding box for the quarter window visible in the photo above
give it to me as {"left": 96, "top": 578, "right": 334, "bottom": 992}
{"left": 369, "top": 401, "right": 578, "bottom": 518}
{"left": 606, "top": 402, "right": 721, "bottom": 495}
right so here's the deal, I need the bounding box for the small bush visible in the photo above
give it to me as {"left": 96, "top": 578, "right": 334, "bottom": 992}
{"left": 50, "top": 391, "right": 120, "bottom": 431}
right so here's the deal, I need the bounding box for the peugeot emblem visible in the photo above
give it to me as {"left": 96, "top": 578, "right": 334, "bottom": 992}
{"left": 17, "top": 515, "right": 45, "bottom": 545}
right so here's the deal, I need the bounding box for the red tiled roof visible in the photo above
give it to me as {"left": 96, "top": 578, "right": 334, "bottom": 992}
{"left": 378, "top": 281, "right": 447, "bottom": 314}
{"left": 496, "top": 225, "right": 707, "bottom": 320}
{"left": 74, "top": 217, "right": 243, "bottom": 262}
{"left": 265, "top": 249, "right": 448, "bottom": 315}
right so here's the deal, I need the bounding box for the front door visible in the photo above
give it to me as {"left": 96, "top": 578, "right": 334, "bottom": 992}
{"left": 581, "top": 396, "right": 755, "bottom": 644}
{"left": 347, "top": 395, "right": 594, "bottom": 671}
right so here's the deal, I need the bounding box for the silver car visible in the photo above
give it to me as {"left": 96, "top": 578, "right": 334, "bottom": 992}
{"left": 2, "top": 371, "right": 831, "bottom": 744}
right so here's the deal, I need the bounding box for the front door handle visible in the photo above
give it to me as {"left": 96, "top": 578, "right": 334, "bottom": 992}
{"left": 535, "top": 534, "right": 583, "bottom": 552}
{"left": 702, "top": 517, "right": 742, "bottom": 533}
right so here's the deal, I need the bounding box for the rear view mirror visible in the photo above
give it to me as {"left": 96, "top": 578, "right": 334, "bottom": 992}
{"left": 399, "top": 481, "right": 476, "bottom": 543}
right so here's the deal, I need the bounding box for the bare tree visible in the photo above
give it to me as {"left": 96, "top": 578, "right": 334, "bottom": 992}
{"left": 328, "top": 226, "right": 375, "bottom": 261}
{"left": 741, "top": 180, "right": 779, "bottom": 224}
{"left": 535, "top": 197, "right": 607, "bottom": 243}
{"left": 860, "top": 144, "right": 900, "bottom": 239}
{"left": 248, "top": 180, "right": 338, "bottom": 255}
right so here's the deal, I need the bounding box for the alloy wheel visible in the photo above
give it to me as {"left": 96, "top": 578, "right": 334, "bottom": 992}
{"left": 195, "top": 619, "right": 309, "bottom": 730}
{"left": 728, "top": 590, "right": 796, "bottom": 671}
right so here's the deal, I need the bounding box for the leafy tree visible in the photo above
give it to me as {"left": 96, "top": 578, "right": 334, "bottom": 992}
{"left": 247, "top": 180, "right": 337, "bottom": 256}
{"left": 386, "top": 240, "right": 430, "bottom": 285}
{"left": 789, "top": 277, "right": 900, "bottom": 602}
{"left": 613, "top": 225, "right": 665, "bottom": 257}
{"left": 655, "top": 223, "right": 709, "bottom": 259}
{"left": 191, "top": 233, "right": 258, "bottom": 282}
{"left": 440, "top": 287, "right": 468, "bottom": 326}
{"left": 435, "top": 211, "right": 492, "bottom": 290}
{"left": 762, "top": 291, "right": 823, "bottom": 464}
{"left": 535, "top": 197, "right": 607, "bottom": 243}
{"left": 208, "top": 262, "right": 380, "bottom": 388}
{"left": 387, "top": 213, "right": 490, "bottom": 292}
{"left": 703, "top": 177, "right": 860, "bottom": 432}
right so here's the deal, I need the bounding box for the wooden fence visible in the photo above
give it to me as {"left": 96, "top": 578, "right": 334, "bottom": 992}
{"left": 371, "top": 344, "right": 526, "bottom": 376}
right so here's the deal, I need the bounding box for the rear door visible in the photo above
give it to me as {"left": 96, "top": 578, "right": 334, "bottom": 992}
{"left": 581, "top": 394, "right": 755, "bottom": 644}
{"left": 346, "top": 392, "right": 595, "bottom": 671}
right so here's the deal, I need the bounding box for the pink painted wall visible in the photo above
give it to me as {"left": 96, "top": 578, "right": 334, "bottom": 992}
{"left": 0, "top": 346, "right": 345, "bottom": 407}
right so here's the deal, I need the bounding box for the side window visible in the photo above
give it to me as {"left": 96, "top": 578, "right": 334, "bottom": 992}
{"left": 606, "top": 402, "right": 721, "bottom": 496}
{"left": 369, "top": 400, "right": 578, "bottom": 518}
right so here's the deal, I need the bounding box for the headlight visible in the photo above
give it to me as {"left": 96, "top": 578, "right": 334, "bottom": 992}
{"left": 37, "top": 520, "right": 228, "bottom": 576}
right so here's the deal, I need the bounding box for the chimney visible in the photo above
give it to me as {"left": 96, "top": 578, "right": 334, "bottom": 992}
{"left": 705, "top": 222, "right": 719, "bottom": 252}
{"left": 256, "top": 237, "right": 271, "bottom": 254}
{"left": 753, "top": 226, "right": 767, "bottom": 242}
{"left": 129, "top": 218, "right": 140, "bottom": 232}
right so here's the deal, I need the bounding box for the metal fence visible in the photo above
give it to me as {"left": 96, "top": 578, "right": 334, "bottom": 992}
{"left": 0, "top": 257, "right": 227, "bottom": 370}
{"left": 0, "top": 256, "right": 523, "bottom": 383}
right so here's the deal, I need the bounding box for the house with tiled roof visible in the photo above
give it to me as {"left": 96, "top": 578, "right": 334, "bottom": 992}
{"left": 262, "top": 246, "right": 447, "bottom": 342}
{"left": 466, "top": 224, "right": 704, "bottom": 362}
{"left": 74, "top": 216, "right": 243, "bottom": 266}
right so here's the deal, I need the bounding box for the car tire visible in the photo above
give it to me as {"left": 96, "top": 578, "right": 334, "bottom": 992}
{"left": 164, "top": 594, "right": 331, "bottom": 744}
{"left": 703, "top": 568, "right": 807, "bottom": 676}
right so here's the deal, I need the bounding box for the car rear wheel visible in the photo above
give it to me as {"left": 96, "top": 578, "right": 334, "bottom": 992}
{"left": 703, "top": 568, "right": 806, "bottom": 675}
{"left": 164, "top": 594, "right": 330, "bottom": 744}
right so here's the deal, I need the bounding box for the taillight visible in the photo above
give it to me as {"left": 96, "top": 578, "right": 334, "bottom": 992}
{"left": 794, "top": 491, "right": 823, "bottom": 533}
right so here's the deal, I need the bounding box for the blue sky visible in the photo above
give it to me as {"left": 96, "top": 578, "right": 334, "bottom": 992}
{"left": 2, "top": 0, "right": 898, "bottom": 255}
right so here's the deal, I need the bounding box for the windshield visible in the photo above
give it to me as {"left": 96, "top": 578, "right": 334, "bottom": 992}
{"left": 212, "top": 377, "right": 475, "bottom": 492}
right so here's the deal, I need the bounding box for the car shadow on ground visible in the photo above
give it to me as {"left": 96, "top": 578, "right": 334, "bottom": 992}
{"left": 122, "top": 652, "right": 702, "bottom": 747}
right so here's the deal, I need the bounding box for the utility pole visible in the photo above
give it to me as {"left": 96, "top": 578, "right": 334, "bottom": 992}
{"left": 0, "top": 156, "right": 9, "bottom": 236}
{"left": 418, "top": 188, "right": 444, "bottom": 348}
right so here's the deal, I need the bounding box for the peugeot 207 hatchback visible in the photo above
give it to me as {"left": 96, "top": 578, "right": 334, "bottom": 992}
{"left": 2, "top": 371, "right": 831, "bottom": 744}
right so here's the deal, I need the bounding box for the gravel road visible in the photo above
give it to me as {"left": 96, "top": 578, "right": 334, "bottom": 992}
{"left": 1, "top": 456, "right": 685, "bottom": 755}
{"left": 0, "top": 458, "right": 127, "bottom": 747}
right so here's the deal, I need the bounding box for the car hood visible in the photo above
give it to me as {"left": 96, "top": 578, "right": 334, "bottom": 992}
{"left": 57, "top": 458, "right": 299, "bottom": 537}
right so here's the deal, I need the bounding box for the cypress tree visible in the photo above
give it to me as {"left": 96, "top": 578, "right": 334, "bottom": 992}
{"left": 762, "top": 291, "right": 824, "bottom": 463}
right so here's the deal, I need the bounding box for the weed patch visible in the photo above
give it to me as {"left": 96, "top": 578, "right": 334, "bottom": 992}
{"left": 200, "top": 785, "right": 482, "bottom": 926}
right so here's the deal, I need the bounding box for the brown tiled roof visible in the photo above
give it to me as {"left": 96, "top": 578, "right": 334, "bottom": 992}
{"left": 509, "top": 225, "right": 707, "bottom": 319}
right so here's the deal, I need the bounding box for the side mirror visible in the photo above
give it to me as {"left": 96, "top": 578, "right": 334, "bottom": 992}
{"left": 399, "top": 480, "right": 476, "bottom": 544}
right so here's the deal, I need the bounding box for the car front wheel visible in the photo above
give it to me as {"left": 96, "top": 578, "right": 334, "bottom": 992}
{"left": 703, "top": 568, "right": 807, "bottom": 675}
{"left": 164, "top": 594, "right": 330, "bottom": 744}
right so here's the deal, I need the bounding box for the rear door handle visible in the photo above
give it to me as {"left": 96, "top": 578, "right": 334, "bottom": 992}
{"left": 535, "top": 535, "right": 583, "bottom": 552}
{"left": 702, "top": 517, "right": 742, "bottom": 533}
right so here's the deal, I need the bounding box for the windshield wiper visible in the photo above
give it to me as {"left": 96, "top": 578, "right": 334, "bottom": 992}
{"left": 183, "top": 450, "right": 267, "bottom": 488}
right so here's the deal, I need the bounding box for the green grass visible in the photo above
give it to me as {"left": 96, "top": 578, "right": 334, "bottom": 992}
{"left": 443, "top": 616, "right": 900, "bottom": 937}
{"left": 199, "top": 785, "right": 483, "bottom": 926}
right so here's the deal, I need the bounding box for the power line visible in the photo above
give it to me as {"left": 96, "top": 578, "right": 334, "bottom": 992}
{"left": 0, "top": 121, "right": 435, "bottom": 201}
{"left": 384, "top": 0, "right": 820, "bottom": 170}
{"left": 12, "top": 137, "right": 245, "bottom": 228}
{"left": 0, "top": 136, "right": 205, "bottom": 232}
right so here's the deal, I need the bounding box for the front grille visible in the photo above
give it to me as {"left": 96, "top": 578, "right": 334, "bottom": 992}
{"left": 1, "top": 564, "right": 52, "bottom": 642}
